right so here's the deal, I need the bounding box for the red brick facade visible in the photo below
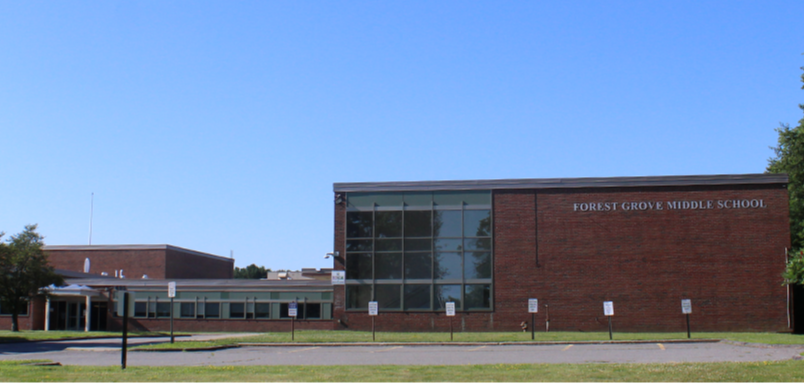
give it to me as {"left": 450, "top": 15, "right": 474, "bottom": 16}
{"left": 0, "top": 297, "right": 46, "bottom": 331}
{"left": 333, "top": 182, "right": 792, "bottom": 332}
{"left": 44, "top": 245, "right": 233, "bottom": 280}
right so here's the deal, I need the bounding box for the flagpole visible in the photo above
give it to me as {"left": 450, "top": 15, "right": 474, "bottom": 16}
{"left": 88, "top": 192, "right": 94, "bottom": 245}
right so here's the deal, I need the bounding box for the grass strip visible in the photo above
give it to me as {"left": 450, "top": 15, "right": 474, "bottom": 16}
{"left": 1, "top": 360, "right": 803, "bottom": 381}
{"left": 0, "top": 330, "right": 182, "bottom": 344}
{"left": 132, "top": 331, "right": 804, "bottom": 350}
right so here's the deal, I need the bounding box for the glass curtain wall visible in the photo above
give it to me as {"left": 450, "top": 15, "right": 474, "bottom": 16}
{"left": 345, "top": 191, "right": 492, "bottom": 312}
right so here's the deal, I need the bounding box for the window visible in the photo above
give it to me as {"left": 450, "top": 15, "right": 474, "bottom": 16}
{"left": 229, "top": 303, "right": 245, "bottom": 319}
{"left": 345, "top": 191, "right": 492, "bottom": 312}
{"left": 305, "top": 303, "right": 322, "bottom": 319}
{"left": 464, "top": 284, "right": 491, "bottom": 309}
{"left": 0, "top": 302, "right": 29, "bottom": 316}
{"left": 404, "top": 284, "right": 431, "bottom": 310}
{"left": 180, "top": 302, "right": 195, "bottom": 318}
{"left": 375, "top": 285, "right": 401, "bottom": 309}
{"left": 205, "top": 302, "right": 220, "bottom": 319}
{"left": 375, "top": 253, "right": 402, "bottom": 279}
{"left": 280, "top": 302, "right": 304, "bottom": 319}
{"left": 134, "top": 302, "right": 147, "bottom": 317}
{"left": 346, "top": 253, "right": 372, "bottom": 279}
{"left": 346, "top": 285, "right": 372, "bottom": 309}
{"left": 434, "top": 285, "right": 462, "bottom": 310}
{"left": 255, "top": 303, "right": 270, "bottom": 319}
{"left": 254, "top": 303, "right": 270, "bottom": 319}
{"left": 156, "top": 302, "right": 171, "bottom": 318}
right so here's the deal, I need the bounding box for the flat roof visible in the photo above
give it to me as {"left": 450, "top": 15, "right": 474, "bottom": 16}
{"left": 43, "top": 244, "right": 234, "bottom": 263}
{"left": 333, "top": 173, "right": 788, "bottom": 193}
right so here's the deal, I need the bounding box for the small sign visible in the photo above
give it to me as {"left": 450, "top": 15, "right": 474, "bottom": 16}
{"left": 368, "top": 301, "right": 378, "bottom": 316}
{"left": 445, "top": 302, "right": 456, "bottom": 316}
{"left": 168, "top": 282, "right": 176, "bottom": 298}
{"left": 681, "top": 299, "right": 692, "bottom": 314}
{"left": 288, "top": 301, "right": 298, "bottom": 317}
{"left": 331, "top": 270, "right": 346, "bottom": 285}
{"left": 117, "top": 292, "right": 134, "bottom": 316}
{"left": 603, "top": 301, "right": 614, "bottom": 316}
{"left": 528, "top": 298, "right": 539, "bottom": 313}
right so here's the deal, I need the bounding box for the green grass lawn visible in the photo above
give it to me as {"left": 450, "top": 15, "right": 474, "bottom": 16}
{"left": 0, "top": 330, "right": 176, "bottom": 344}
{"left": 2, "top": 359, "right": 804, "bottom": 381}
{"left": 132, "top": 330, "right": 804, "bottom": 350}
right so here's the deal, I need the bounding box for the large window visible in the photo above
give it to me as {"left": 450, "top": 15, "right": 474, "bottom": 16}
{"left": 345, "top": 191, "right": 493, "bottom": 312}
{"left": 229, "top": 303, "right": 245, "bottom": 319}
{"left": 0, "top": 302, "right": 29, "bottom": 316}
{"left": 180, "top": 302, "right": 195, "bottom": 318}
{"left": 156, "top": 302, "right": 171, "bottom": 318}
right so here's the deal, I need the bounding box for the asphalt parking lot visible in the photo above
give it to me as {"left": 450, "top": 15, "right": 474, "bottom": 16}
{"left": 1, "top": 337, "right": 803, "bottom": 366}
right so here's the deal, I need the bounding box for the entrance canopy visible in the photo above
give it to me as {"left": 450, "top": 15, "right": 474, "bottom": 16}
{"left": 43, "top": 284, "right": 102, "bottom": 297}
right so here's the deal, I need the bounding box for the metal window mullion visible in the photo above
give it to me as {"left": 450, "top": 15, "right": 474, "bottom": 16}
{"left": 400, "top": 205, "right": 405, "bottom": 308}
{"left": 371, "top": 204, "right": 376, "bottom": 301}
{"left": 489, "top": 190, "right": 494, "bottom": 311}
{"left": 430, "top": 200, "right": 434, "bottom": 310}
{"left": 461, "top": 201, "right": 465, "bottom": 311}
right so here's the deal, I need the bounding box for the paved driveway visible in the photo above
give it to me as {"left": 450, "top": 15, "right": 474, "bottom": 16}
{"left": 1, "top": 339, "right": 803, "bottom": 366}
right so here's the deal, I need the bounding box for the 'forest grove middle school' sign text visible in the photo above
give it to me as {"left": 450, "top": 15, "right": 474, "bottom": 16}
{"left": 573, "top": 199, "right": 767, "bottom": 212}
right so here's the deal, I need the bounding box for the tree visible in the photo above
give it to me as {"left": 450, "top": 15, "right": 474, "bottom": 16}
{"left": 767, "top": 66, "right": 804, "bottom": 250}
{"left": 0, "top": 225, "right": 64, "bottom": 331}
{"left": 784, "top": 249, "right": 804, "bottom": 286}
{"left": 234, "top": 264, "right": 271, "bottom": 279}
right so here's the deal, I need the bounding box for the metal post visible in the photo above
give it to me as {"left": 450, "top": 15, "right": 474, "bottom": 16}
{"left": 44, "top": 298, "right": 50, "bottom": 332}
{"left": 608, "top": 316, "right": 613, "bottom": 340}
{"left": 122, "top": 292, "right": 129, "bottom": 370}
{"left": 85, "top": 295, "right": 91, "bottom": 332}
{"left": 450, "top": 317, "right": 453, "bottom": 341}
{"left": 545, "top": 304, "right": 550, "bottom": 332}
{"left": 686, "top": 314, "right": 691, "bottom": 339}
{"left": 170, "top": 297, "right": 174, "bottom": 344}
{"left": 372, "top": 317, "right": 376, "bottom": 341}
{"left": 531, "top": 313, "right": 535, "bottom": 340}
{"left": 291, "top": 317, "right": 295, "bottom": 341}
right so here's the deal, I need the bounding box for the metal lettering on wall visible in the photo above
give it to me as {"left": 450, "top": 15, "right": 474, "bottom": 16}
{"left": 572, "top": 199, "right": 767, "bottom": 212}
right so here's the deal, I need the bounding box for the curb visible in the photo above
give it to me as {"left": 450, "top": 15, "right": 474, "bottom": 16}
{"left": 133, "top": 344, "right": 240, "bottom": 352}
{"left": 132, "top": 338, "right": 721, "bottom": 352}
{"left": 240, "top": 339, "right": 721, "bottom": 347}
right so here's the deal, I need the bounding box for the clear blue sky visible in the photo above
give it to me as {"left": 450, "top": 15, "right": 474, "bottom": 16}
{"left": 1, "top": 1, "right": 802, "bottom": 271}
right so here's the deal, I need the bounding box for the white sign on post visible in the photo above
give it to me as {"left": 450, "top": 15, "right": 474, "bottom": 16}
{"left": 681, "top": 299, "right": 692, "bottom": 314}
{"left": 288, "top": 301, "right": 298, "bottom": 317}
{"left": 368, "top": 301, "right": 378, "bottom": 316}
{"left": 168, "top": 282, "right": 176, "bottom": 298}
{"left": 445, "top": 302, "right": 456, "bottom": 316}
{"left": 528, "top": 298, "right": 539, "bottom": 313}
{"left": 603, "top": 301, "right": 614, "bottom": 316}
{"left": 331, "top": 270, "right": 346, "bottom": 285}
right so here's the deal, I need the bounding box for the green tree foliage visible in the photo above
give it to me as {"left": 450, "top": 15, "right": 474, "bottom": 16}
{"left": 0, "top": 225, "right": 64, "bottom": 331}
{"left": 767, "top": 66, "right": 804, "bottom": 250}
{"left": 234, "top": 264, "right": 271, "bottom": 279}
{"left": 784, "top": 249, "right": 804, "bottom": 286}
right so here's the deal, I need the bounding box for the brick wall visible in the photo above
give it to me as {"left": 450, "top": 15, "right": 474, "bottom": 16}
{"left": 333, "top": 183, "right": 791, "bottom": 332}
{"left": 45, "top": 249, "right": 167, "bottom": 279}
{"left": 0, "top": 299, "right": 39, "bottom": 331}
{"left": 165, "top": 249, "right": 233, "bottom": 279}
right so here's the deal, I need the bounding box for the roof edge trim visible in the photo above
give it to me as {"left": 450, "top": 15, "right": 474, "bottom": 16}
{"left": 333, "top": 173, "right": 788, "bottom": 192}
